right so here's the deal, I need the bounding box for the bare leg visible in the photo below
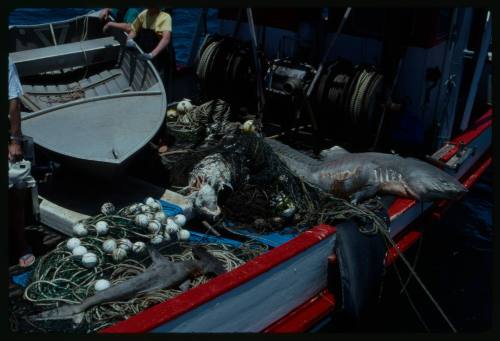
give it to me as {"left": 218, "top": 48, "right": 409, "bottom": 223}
{"left": 8, "top": 188, "right": 32, "bottom": 264}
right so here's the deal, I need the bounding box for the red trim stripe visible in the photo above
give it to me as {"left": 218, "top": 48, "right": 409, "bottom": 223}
{"left": 432, "top": 152, "right": 492, "bottom": 220}
{"left": 101, "top": 225, "right": 336, "bottom": 333}
{"left": 384, "top": 230, "right": 423, "bottom": 267}
{"left": 386, "top": 152, "right": 491, "bottom": 266}
{"left": 263, "top": 289, "right": 336, "bottom": 333}
{"left": 388, "top": 108, "right": 492, "bottom": 222}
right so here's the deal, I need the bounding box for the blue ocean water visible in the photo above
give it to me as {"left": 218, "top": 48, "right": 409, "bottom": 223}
{"left": 8, "top": 8, "right": 493, "bottom": 332}
{"left": 8, "top": 8, "right": 219, "bottom": 64}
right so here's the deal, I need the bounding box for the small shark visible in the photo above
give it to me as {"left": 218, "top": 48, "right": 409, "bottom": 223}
{"left": 29, "top": 246, "right": 225, "bottom": 323}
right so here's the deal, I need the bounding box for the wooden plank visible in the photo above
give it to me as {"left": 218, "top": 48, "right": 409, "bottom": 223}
{"left": 39, "top": 197, "right": 90, "bottom": 236}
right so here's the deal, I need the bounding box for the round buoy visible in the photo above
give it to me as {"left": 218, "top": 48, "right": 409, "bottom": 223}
{"left": 112, "top": 247, "right": 127, "bottom": 262}
{"left": 81, "top": 252, "right": 98, "bottom": 268}
{"left": 135, "top": 214, "right": 149, "bottom": 228}
{"left": 101, "top": 202, "right": 116, "bottom": 215}
{"left": 177, "top": 99, "right": 193, "bottom": 114}
{"left": 154, "top": 211, "right": 167, "bottom": 223}
{"left": 94, "top": 279, "right": 111, "bottom": 291}
{"left": 150, "top": 235, "right": 164, "bottom": 245}
{"left": 173, "top": 214, "right": 187, "bottom": 227}
{"left": 66, "top": 237, "right": 81, "bottom": 251}
{"left": 177, "top": 229, "right": 191, "bottom": 241}
{"left": 165, "top": 219, "right": 180, "bottom": 234}
{"left": 102, "top": 239, "right": 117, "bottom": 253}
{"left": 95, "top": 221, "right": 109, "bottom": 235}
{"left": 72, "top": 223, "right": 88, "bottom": 237}
{"left": 118, "top": 239, "right": 132, "bottom": 252}
{"left": 132, "top": 241, "right": 147, "bottom": 254}
{"left": 72, "top": 245, "right": 88, "bottom": 259}
{"left": 147, "top": 220, "right": 162, "bottom": 234}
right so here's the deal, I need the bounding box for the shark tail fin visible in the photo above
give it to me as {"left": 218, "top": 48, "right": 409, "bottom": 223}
{"left": 192, "top": 246, "right": 225, "bottom": 276}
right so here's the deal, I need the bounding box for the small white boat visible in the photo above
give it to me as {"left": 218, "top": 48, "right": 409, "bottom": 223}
{"left": 9, "top": 12, "right": 167, "bottom": 173}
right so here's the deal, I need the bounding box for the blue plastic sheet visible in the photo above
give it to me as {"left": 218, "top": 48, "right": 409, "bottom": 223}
{"left": 158, "top": 199, "right": 298, "bottom": 248}
{"left": 189, "top": 231, "right": 243, "bottom": 248}
{"left": 224, "top": 226, "right": 298, "bottom": 248}
{"left": 159, "top": 199, "right": 183, "bottom": 217}
{"left": 11, "top": 270, "right": 33, "bottom": 288}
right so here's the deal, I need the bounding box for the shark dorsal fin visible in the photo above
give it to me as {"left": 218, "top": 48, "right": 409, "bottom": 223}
{"left": 319, "top": 145, "right": 350, "bottom": 162}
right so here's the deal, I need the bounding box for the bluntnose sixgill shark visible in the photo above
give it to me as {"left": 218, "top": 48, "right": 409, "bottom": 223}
{"left": 264, "top": 138, "right": 467, "bottom": 204}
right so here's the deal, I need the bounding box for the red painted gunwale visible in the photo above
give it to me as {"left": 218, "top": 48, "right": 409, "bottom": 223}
{"left": 263, "top": 289, "right": 336, "bottom": 333}
{"left": 388, "top": 107, "right": 492, "bottom": 222}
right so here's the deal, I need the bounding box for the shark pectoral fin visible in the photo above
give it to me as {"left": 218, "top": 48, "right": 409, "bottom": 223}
{"left": 72, "top": 312, "right": 85, "bottom": 325}
{"left": 350, "top": 185, "right": 379, "bottom": 204}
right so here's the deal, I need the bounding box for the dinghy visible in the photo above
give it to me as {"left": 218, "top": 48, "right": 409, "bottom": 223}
{"left": 9, "top": 12, "right": 167, "bottom": 173}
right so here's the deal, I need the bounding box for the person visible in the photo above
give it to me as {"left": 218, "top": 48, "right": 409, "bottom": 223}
{"left": 8, "top": 58, "right": 35, "bottom": 268}
{"left": 126, "top": 8, "right": 176, "bottom": 102}
{"left": 99, "top": 7, "right": 143, "bottom": 34}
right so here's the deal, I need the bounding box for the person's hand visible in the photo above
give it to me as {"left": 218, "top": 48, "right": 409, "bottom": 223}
{"left": 139, "top": 52, "right": 154, "bottom": 61}
{"left": 8, "top": 141, "right": 23, "bottom": 162}
{"left": 99, "top": 8, "right": 111, "bottom": 21}
{"left": 103, "top": 22, "right": 111, "bottom": 32}
{"left": 126, "top": 38, "right": 135, "bottom": 48}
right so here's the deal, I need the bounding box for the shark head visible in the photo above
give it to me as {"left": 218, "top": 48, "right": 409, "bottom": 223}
{"left": 193, "top": 183, "right": 222, "bottom": 221}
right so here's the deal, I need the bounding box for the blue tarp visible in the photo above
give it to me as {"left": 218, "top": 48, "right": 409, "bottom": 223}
{"left": 224, "top": 225, "right": 298, "bottom": 248}
{"left": 159, "top": 199, "right": 184, "bottom": 217}
{"left": 11, "top": 270, "right": 33, "bottom": 288}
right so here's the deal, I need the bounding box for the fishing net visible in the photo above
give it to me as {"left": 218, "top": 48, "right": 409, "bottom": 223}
{"left": 160, "top": 131, "right": 389, "bottom": 234}
{"left": 9, "top": 202, "right": 269, "bottom": 333}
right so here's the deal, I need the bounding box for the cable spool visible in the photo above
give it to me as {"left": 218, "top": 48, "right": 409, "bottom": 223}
{"left": 311, "top": 60, "right": 384, "bottom": 147}
{"left": 195, "top": 35, "right": 260, "bottom": 109}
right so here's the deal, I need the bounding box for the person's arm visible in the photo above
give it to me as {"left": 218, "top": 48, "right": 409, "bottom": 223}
{"left": 127, "top": 30, "right": 137, "bottom": 40}
{"left": 150, "top": 31, "right": 171, "bottom": 58}
{"left": 99, "top": 8, "right": 112, "bottom": 21}
{"left": 8, "top": 99, "right": 23, "bottom": 161}
{"left": 8, "top": 61, "right": 24, "bottom": 161}
{"left": 103, "top": 21, "right": 132, "bottom": 33}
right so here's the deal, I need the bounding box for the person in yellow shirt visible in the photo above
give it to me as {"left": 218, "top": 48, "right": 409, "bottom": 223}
{"left": 126, "top": 8, "right": 176, "bottom": 101}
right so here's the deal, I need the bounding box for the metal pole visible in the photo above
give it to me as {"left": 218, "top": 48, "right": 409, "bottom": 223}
{"left": 246, "top": 8, "right": 266, "bottom": 114}
{"left": 435, "top": 8, "right": 473, "bottom": 147}
{"left": 460, "top": 10, "right": 491, "bottom": 131}
{"left": 306, "top": 7, "right": 352, "bottom": 98}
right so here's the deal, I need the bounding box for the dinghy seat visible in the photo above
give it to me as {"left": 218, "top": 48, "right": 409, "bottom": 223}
{"left": 9, "top": 36, "right": 121, "bottom": 77}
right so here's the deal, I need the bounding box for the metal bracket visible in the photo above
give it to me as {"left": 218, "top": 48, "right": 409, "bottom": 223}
{"left": 427, "top": 141, "right": 476, "bottom": 172}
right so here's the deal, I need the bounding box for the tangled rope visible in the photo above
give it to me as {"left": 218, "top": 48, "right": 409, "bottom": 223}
{"left": 167, "top": 99, "right": 237, "bottom": 145}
